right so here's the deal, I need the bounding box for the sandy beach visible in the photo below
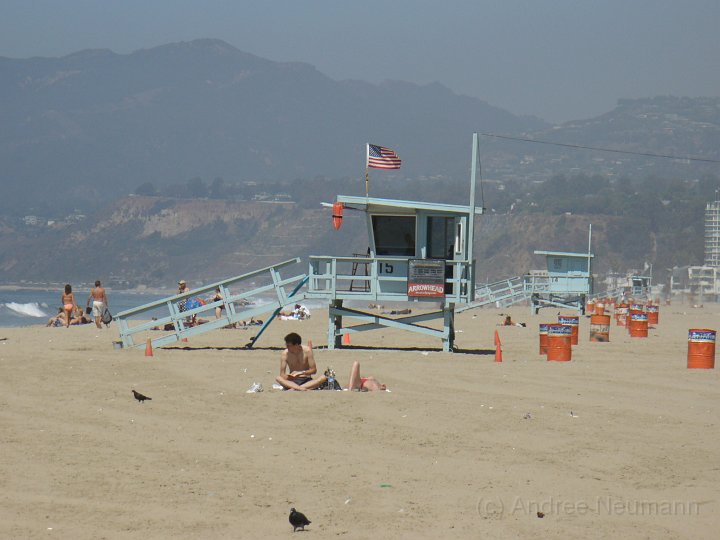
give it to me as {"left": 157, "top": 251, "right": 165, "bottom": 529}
{"left": 1, "top": 304, "right": 718, "bottom": 539}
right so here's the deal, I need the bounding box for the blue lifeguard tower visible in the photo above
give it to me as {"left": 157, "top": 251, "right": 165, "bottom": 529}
{"left": 306, "top": 194, "right": 481, "bottom": 351}
{"left": 526, "top": 226, "right": 594, "bottom": 314}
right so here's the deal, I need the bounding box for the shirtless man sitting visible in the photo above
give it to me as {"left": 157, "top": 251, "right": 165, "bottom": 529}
{"left": 275, "top": 333, "right": 327, "bottom": 391}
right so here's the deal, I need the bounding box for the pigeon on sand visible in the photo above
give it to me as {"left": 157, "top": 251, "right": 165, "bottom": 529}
{"left": 132, "top": 389, "right": 152, "bottom": 403}
{"left": 289, "top": 508, "right": 311, "bottom": 532}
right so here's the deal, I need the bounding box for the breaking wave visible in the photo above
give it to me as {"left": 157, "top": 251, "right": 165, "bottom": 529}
{"left": 2, "top": 302, "right": 49, "bottom": 318}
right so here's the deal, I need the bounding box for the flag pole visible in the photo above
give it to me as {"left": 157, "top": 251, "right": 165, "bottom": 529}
{"left": 365, "top": 143, "right": 370, "bottom": 198}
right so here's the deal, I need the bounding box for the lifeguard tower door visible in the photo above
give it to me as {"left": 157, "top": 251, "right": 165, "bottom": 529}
{"left": 424, "top": 215, "right": 466, "bottom": 295}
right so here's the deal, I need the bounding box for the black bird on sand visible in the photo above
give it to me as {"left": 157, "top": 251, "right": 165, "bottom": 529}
{"left": 289, "top": 508, "right": 311, "bottom": 532}
{"left": 132, "top": 389, "right": 152, "bottom": 403}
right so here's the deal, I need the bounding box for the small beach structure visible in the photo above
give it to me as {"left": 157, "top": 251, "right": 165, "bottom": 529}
{"left": 307, "top": 195, "right": 482, "bottom": 351}
{"left": 526, "top": 226, "right": 594, "bottom": 314}
{"left": 305, "top": 134, "right": 485, "bottom": 351}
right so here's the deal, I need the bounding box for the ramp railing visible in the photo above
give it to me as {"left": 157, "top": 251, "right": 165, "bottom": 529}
{"left": 116, "top": 258, "right": 307, "bottom": 349}
{"left": 457, "top": 276, "right": 531, "bottom": 312}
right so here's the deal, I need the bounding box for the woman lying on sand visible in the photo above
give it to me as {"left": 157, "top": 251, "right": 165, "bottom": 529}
{"left": 347, "top": 361, "right": 387, "bottom": 391}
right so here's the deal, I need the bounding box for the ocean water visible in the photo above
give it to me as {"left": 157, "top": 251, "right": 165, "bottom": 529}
{"left": 0, "top": 288, "right": 328, "bottom": 328}
{"left": 0, "top": 289, "right": 164, "bottom": 328}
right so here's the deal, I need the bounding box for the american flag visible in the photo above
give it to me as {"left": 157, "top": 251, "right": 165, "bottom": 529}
{"left": 367, "top": 143, "right": 401, "bottom": 170}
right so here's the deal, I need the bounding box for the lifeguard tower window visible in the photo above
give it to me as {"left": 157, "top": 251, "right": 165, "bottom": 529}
{"left": 372, "top": 215, "right": 416, "bottom": 256}
{"left": 427, "top": 216, "right": 456, "bottom": 259}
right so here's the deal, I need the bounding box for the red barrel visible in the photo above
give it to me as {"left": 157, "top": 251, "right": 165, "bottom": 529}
{"left": 688, "top": 329, "right": 715, "bottom": 369}
{"left": 547, "top": 324, "right": 572, "bottom": 361}
{"left": 629, "top": 312, "right": 649, "bottom": 337}
{"left": 558, "top": 315, "right": 579, "bottom": 345}
{"left": 539, "top": 323, "right": 549, "bottom": 355}
{"left": 627, "top": 305, "right": 645, "bottom": 333}
{"left": 589, "top": 314, "right": 611, "bottom": 342}
{"left": 647, "top": 304, "right": 659, "bottom": 325}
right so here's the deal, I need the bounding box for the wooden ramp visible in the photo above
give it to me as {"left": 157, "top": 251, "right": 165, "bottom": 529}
{"left": 116, "top": 258, "right": 307, "bottom": 349}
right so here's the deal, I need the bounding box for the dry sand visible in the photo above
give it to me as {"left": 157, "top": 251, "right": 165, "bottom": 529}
{"left": 0, "top": 304, "right": 718, "bottom": 539}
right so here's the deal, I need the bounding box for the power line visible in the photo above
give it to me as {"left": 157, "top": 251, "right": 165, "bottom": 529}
{"left": 478, "top": 132, "right": 720, "bottom": 164}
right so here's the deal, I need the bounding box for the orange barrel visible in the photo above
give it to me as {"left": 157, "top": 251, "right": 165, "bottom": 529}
{"left": 627, "top": 305, "right": 644, "bottom": 333}
{"left": 539, "top": 323, "right": 549, "bottom": 355}
{"left": 547, "top": 324, "right": 572, "bottom": 361}
{"left": 629, "top": 312, "right": 649, "bottom": 337}
{"left": 647, "top": 304, "right": 659, "bottom": 325}
{"left": 586, "top": 300, "right": 595, "bottom": 314}
{"left": 687, "top": 329, "right": 716, "bottom": 369}
{"left": 558, "top": 315, "right": 579, "bottom": 345}
{"left": 594, "top": 303, "right": 605, "bottom": 316}
{"left": 589, "top": 314, "right": 611, "bottom": 342}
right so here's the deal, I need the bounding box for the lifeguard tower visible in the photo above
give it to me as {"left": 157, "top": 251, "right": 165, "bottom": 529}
{"left": 305, "top": 135, "right": 485, "bottom": 352}
{"left": 526, "top": 226, "right": 594, "bottom": 314}
{"left": 114, "top": 134, "right": 484, "bottom": 352}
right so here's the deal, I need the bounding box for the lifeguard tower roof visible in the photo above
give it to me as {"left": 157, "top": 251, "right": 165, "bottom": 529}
{"left": 534, "top": 250, "right": 595, "bottom": 258}
{"left": 335, "top": 195, "right": 484, "bottom": 215}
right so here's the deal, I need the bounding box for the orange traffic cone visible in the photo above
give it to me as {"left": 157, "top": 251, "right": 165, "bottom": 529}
{"left": 342, "top": 333, "right": 351, "bottom": 346}
{"left": 494, "top": 330, "right": 502, "bottom": 362}
{"left": 145, "top": 338, "right": 153, "bottom": 357}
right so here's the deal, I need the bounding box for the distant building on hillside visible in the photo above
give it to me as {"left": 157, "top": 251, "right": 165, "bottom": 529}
{"left": 669, "top": 198, "right": 720, "bottom": 301}
{"left": 705, "top": 200, "right": 720, "bottom": 267}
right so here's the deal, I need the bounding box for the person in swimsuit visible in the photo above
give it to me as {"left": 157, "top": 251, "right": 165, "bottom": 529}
{"left": 61, "top": 284, "right": 76, "bottom": 329}
{"left": 212, "top": 287, "right": 224, "bottom": 319}
{"left": 87, "top": 280, "right": 109, "bottom": 329}
{"left": 275, "top": 332, "right": 327, "bottom": 391}
{"left": 46, "top": 308, "right": 67, "bottom": 327}
{"left": 347, "top": 361, "right": 387, "bottom": 391}
{"left": 70, "top": 306, "right": 91, "bottom": 325}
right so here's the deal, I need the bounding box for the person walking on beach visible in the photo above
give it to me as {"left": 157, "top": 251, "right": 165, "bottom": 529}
{"left": 275, "top": 333, "right": 327, "bottom": 391}
{"left": 61, "top": 284, "right": 76, "bottom": 329}
{"left": 87, "top": 280, "right": 109, "bottom": 329}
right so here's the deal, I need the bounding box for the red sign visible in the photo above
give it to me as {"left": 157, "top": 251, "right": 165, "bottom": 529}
{"left": 407, "top": 283, "right": 445, "bottom": 297}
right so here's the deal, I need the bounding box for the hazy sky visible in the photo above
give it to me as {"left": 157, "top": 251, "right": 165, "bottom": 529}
{"left": 2, "top": 0, "right": 718, "bottom": 122}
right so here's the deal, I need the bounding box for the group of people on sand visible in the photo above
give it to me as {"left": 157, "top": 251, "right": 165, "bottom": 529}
{"left": 275, "top": 332, "right": 386, "bottom": 392}
{"left": 277, "top": 304, "right": 311, "bottom": 321}
{"left": 47, "top": 281, "right": 109, "bottom": 329}
{"left": 151, "top": 280, "right": 260, "bottom": 331}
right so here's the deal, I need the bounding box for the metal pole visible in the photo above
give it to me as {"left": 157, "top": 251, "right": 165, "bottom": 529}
{"left": 365, "top": 144, "right": 370, "bottom": 199}
{"left": 587, "top": 223, "right": 592, "bottom": 295}
{"left": 467, "top": 133, "right": 478, "bottom": 271}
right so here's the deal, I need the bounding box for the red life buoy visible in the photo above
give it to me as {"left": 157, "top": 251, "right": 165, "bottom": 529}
{"left": 332, "top": 202, "right": 344, "bottom": 230}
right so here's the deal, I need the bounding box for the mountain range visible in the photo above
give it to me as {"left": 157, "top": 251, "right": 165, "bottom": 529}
{"left": 0, "top": 38, "right": 546, "bottom": 213}
{"left": 4, "top": 38, "right": 718, "bottom": 217}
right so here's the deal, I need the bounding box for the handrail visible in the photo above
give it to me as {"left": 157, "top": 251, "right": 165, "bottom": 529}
{"left": 116, "top": 258, "right": 301, "bottom": 318}
{"left": 116, "top": 258, "right": 307, "bottom": 349}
